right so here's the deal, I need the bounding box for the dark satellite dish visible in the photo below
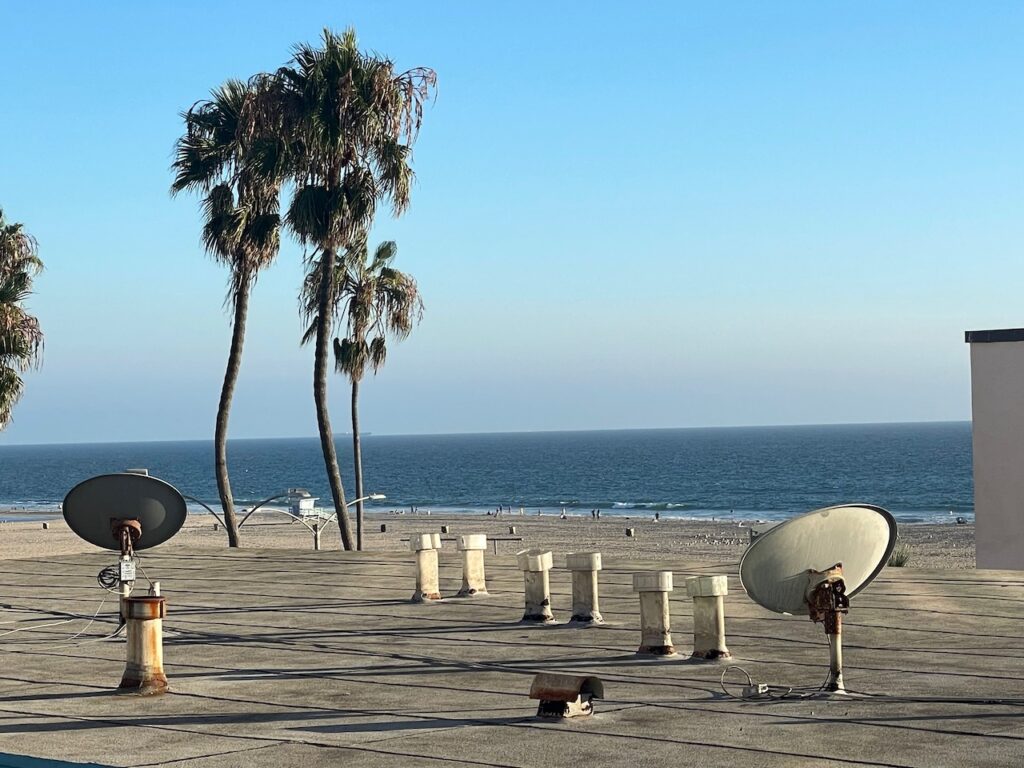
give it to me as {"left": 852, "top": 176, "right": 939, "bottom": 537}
{"left": 739, "top": 503, "right": 897, "bottom": 692}
{"left": 63, "top": 473, "right": 187, "bottom": 553}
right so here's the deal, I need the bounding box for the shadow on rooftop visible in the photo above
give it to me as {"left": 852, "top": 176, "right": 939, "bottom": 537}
{"left": 291, "top": 714, "right": 532, "bottom": 735}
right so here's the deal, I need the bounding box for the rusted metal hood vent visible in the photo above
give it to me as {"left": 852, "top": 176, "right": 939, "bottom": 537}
{"left": 529, "top": 673, "right": 604, "bottom": 718}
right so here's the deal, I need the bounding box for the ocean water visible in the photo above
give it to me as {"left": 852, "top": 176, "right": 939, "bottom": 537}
{"left": 0, "top": 422, "right": 972, "bottom": 523}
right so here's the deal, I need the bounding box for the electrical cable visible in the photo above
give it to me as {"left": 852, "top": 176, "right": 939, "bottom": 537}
{"left": 136, "top": 558, "right": 155, "bottom": 591}
{"left": 719, "top": 664, "right": 753, "bottom": 698}
{"left": 720, "top": 665, "right": 805, "bottom": 700}
{"left": 0, "top": 594, "right": 112, "bottom": 643}
{"left": 721, "top": 639, "right": 1024, "bottom": 708}
{"left": 50, "top": 594, "right": 110, "bottom": 645}
{"left": 97, "top": 556, "right": 143, "bottom": 594}
{"left": 96, "top": 565, "right": 120, "bottom": 591}
{"left": 720, "top": 633, "right": 835, "bottom": 701}
{"left": 0, "top": 556, "right": 143, "bottom": 647}
{"left": 0, "top": 617, "right": 80, "bottom": 639}
{"left": 43, "top": 606, "right": 126, "bottom": 651}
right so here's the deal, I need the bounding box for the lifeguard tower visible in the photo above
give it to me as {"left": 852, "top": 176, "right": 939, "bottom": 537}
{"left": 286, "top": 488, "right": 322, "bottom": 520}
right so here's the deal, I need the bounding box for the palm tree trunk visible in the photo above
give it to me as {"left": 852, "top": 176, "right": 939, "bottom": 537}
{"left": 314, "top": 248, "right": 354, "bottom": 550}
{"left": 215, "top": 282, "right": 248, "bottom": 548}
{"left": 351, "top": 378, "right": 365, "bottom": 550}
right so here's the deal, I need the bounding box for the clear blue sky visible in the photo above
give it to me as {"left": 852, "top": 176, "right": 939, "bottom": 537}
{"left": 1, "top": 2, "right": 1021, "bottom": 444}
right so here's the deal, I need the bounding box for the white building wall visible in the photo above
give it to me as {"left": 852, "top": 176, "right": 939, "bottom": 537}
{"left": 968, "top": 332, "right": 1024, "bottom": 570}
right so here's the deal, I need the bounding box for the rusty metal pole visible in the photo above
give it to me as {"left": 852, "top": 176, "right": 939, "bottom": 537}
{"left": 456, "top": 534, "right": 488, "bottom": 596}
{"left": 517, "top": 549, "right": 555, "bottom": 622}
{"left": 566, "top": 552, "right": 603, "bottom": 623}
{"left": 119, "top": 596, "right": 168, "bottom": 695}
{"left": 633, "top": 571, "right": 676, "bottom": 655}
{"left": 411, "top": 533, "right": 442, "bottom": 602}
{"left": 805, "top": 566, "right": 849, "bottom": 694}
{"left": 685, "top": 575, "right": 731, "bottom": 660}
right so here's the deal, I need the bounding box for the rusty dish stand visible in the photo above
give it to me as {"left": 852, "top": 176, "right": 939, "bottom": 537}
{"left": 805, "top": 563, "right": 851, "bottom": 693}
{"left": 112, "top": 517, "right": 168, "bottom": 695}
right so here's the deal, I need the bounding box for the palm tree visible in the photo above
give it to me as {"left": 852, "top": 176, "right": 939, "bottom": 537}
{"left": 171, "top": 80, "right": 282, "bottom": 548}
{"left": 0, "top": 210, "right": 43, "bottom": 431}
{"left": 302, "top": 235, "right": 423, "bottom": 549}
{"left": 265, "top": 28, "right": 435, "bottom": 549}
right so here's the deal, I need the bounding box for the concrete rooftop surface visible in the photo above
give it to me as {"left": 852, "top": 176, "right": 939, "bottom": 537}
{"left": 1, "top": 547, "right": 1023, "bottom": 767}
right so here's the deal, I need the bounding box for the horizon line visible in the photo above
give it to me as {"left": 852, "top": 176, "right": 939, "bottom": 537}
{"left": 0, "top": 418, "right": 971, "bottom": 449}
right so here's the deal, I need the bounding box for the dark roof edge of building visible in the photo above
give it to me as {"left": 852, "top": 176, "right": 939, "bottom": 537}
{"left": 965, "top": 328, "right": 1024, "bottom": 343}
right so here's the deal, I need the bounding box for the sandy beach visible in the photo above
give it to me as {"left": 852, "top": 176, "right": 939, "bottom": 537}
{"left": 0, "top": 509, "right": 976, "bottom": 568}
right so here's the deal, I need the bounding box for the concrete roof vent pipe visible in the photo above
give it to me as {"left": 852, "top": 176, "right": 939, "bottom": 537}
{"left": 456, "top": 534, "right": 488, "bottom": 596}
{"left": 410, "top": 533, "right": 443, "bottom": 602}
{"left": 565, "top": 552, "right": 604, "bottom": 624}
{"left": 516, "top": 549, "right": 556, "bottom": 622}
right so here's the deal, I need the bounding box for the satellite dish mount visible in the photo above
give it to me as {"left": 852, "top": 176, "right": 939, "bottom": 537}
{"left": 113, "top": 518, "right": 143, "bottom": 558}
{"left": 805, "top": 563, "right": 851, "bottom": 692}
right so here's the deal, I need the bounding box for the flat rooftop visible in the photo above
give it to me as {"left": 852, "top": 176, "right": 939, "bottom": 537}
{"left": 1, "top": 548, "right": 1023, "bottom": 767}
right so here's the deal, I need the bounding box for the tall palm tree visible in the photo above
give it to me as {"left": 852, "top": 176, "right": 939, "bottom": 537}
{"left": 302, "top": 235, "right": 422, "bottom": 549}
{"left": 171, "top": 80, "right": 282, "bottom": 548}
{"left": 264, "top": 28, "right": 435, "bottom": 549}
{"left": 0, "top": 210, "right": 43, "bottom": 431}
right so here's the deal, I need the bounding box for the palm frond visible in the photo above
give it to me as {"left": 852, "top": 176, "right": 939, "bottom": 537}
{"left": 0, "top": 209, "right": 43, "bottom": 430}
{"left": 173, "top": 78, "right": 284, "bottom": 312}
{"left": 314, "top": 232, "right": 423, "bottom": 382}
{"left": 0, "top": 310, "right": 43, "bottom": 363}
{"left": 370, "top": 240, "right": 397, "bottom": 270}
{"left": 369, "top": 335, "right": 387, "bottom": 370}
{"left": 287, "top": 184, "right": 331, "bottom": 246}
{"left": 270, "top": 26, "right": 436, "bottom": 242}
{"left": 0, "top": 365, "right": 25, "bottom": 431}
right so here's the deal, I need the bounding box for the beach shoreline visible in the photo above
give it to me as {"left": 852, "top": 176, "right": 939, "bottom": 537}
{"left": 0, "top": 509, "right": 977, "bottom": 568}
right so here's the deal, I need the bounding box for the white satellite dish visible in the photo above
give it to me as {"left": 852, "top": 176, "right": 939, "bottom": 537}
{"left": 739, "top": 503, "right": 897, "bottom": 692}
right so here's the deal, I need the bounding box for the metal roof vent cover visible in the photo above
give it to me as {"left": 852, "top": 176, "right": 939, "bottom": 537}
{"left": 529, "top": 673, "right": 604, "bottom": 718}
